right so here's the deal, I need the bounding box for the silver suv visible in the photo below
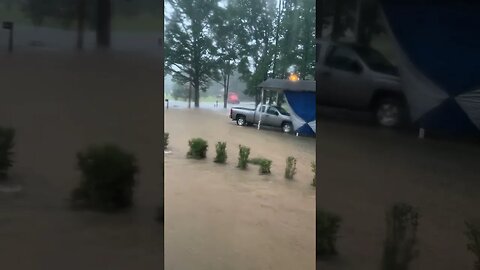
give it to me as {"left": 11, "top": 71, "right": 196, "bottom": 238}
{"left": 316, "top": 40, "right": 408, "bottom": 127}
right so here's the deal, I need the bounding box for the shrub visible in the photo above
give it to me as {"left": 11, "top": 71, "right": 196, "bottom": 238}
{"left": 311, "top": 161, "right": 316, "bottom": 187}
{"left": 465, "top": 220, "right": 480, "bottom": 270}
{"left": 248, "top": 157, "right": 272, "bottom": 175}
{"left": 0, "top": 127, "right": 15, "bottom": 180}
{"left": 237, "top": 145, "right": 250, "bottom": 169}
{"left": 164, "top": 132, "right": 169, "bottom": 150}
{"left": 285, "top": 156, "right": 297, "bottom": 179}
{"left": 258, "top": 159, "right": 272, "bottom": 175}
{"left": 381, "top": 203, "right": 419, "bottom": 270}
{"left": 317, "top": 209, "right": 342, "bottom": 258}
{"left": 187, "top": 138, "right": 208, "bottom": 159}
{"left": 71, "top": 144, "right": 138, "bottom": 211}
{"left": 214, "top": 142, "right": 227, "bottom": 164}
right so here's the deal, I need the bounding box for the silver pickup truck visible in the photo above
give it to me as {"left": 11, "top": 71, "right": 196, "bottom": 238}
{"left": 230, "top": 104, "right": 294, "bottom": 133}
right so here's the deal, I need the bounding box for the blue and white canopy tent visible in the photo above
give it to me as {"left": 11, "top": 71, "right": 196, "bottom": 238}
{"left": 257, "top": 78, "right": 316, "bottom": 136}
{"left": 381, "top": 0, "right": 480, "bottom": 135}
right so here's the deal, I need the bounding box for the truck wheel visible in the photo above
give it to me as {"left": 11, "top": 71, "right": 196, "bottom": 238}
{"left": 236, "top": 116, "right": 247, "bottom": 126}
{"left": 375, "top": 98, "right": 404, "bottom": 128}
{"left": 282, "top": 122, "right": 293, "bottom": 133}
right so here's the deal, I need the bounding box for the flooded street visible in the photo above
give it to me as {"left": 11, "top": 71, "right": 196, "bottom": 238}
{"left": 317, "top": 115, "right": 480, "bottom": 270}
{"left": 0, "top": 51, "right": 163, "bottom": 269}
{"left": 164, "top": 108, "right": 316, "bottom": 270}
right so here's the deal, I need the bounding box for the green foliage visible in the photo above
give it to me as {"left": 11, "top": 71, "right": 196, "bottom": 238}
{"left": 171, "top": 83, "right": 189, "bottom": 101}
{"left": 164, "top": 0, "right": 219, "bottom": 107}
{"left": 187, "top": 138, "right": 208, "bottom": 159}
{"left": 317, "top": 209, "right": 342, "bottom": 258}
{"left": 284, "top": 156, "right": 296, "bottom": 179}
{"left": 237, "top": 145, "right": 250, "bottom": 169}
{"left": 311, "top": 161, "right": 316, "bottom": 187}
{"left": 214, "top": 142, "right": 227, "bottom": 164}
{"left": 258, "top": 159, "right": 272, "bottom": 175}
{"left": 465, "top": 221, "right": 480, "bottom": 270}
{"left": 381, "top": 203, "right": 420, "bottom": 270}
{"left": 0, "top": 127, "right": 15, "bottom": 180}
{"left": 275, "top": 0, "right": 316, "bottom": 79}
{"left": 72, "top": 144, "right": 138, "bottom": 211}
{"left": 164, "top": 132, "right": 169, "bottom": 150}
{"left": 248, "top": 157, "right": 272, "bottom": 175}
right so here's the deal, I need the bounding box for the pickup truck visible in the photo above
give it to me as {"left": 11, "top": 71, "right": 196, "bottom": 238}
{"left": 317, "top": 39, "right": 409, "bottom": 127}
{"left": 230, "top": 104, "right": 293, "bottom": 133}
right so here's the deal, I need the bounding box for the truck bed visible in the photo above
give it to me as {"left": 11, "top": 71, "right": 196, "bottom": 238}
{"left": 232, "top": 107, "right": 255, "bottom": 111}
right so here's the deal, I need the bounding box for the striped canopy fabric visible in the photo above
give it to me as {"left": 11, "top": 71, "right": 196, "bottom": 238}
{"left": 258, "top": 79, "right": 316, "bottom": 136}
{"left": 381, "top": 0, "right": 480, "bottom": 134}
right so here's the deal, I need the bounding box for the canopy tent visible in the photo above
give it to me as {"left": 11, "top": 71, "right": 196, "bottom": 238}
{"left": 257, "top": 78, "right": 316, "bottom": 136}
{"left": 381, "top": 0, "right": 480, "bottom": 134}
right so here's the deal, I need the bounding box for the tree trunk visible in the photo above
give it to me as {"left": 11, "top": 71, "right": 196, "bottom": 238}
{"left": 224, "top": 73, "right": 230, "bottom": 109}
{"left": 317, "top": 0, "right": 324, "bottom": 40}
{"left": 194, "top": 79, "right": 200, "bottom": 108}
{"left": 223, "top": 74, "right": 228, "bottom": 109}
{"left": 96, "top": 0, "right": 111, "bottom": 48}
{"left": 76, "top": 0, "right": 86, "bottom": 50}
{"left": 188, "top": 83, "right": 192, "bottom": 108}
{"left": 356, "top": 0, "right": 378, "bottom": 46}
{"left": 332, "top": 0, "right": 344, "bottom": 41}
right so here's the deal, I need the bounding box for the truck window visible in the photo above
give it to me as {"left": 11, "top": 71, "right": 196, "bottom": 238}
{"left": 266, "top": 107, "right": 278, "bottom": 115}
{"left": 259, "top": 105, "right": 267, "bottom": 112}
{"left": 325, "top": 46, "right": 362, "bottom": 73}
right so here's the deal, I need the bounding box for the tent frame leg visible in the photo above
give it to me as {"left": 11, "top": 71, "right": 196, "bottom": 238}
{"left": 418, "top": 128, "right": 426, "bottom": 139}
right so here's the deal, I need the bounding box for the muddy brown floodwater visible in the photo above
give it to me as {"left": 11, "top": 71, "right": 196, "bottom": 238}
{"left": 0, "top": 51, "right": 163, "bottom": 270}
{"left": 164, "top": 108, "right": 316, "bottom": 270}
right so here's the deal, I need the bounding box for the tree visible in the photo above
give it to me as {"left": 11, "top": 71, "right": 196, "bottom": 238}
{"left": 20, "top": 0, "right": 137, "bottom": 48}
{"left": 210, "top": 4, "right": 240, "bottom": 108}
{"left": 171, "top": 83, "right": 189, "bottom": 101}
{"left": 275, "top": 0, "right": 316, "bottom": 80}
{"left": 231, "top": 0, "right": 277, "bottom": 105}
{"left": 164, "top": 0, "right": 219, "bottom": 108}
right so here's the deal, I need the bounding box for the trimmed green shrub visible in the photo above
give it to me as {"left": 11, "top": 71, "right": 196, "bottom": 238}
{"left": 317, "top": 209, "right": 342, "bottom": 258}
{"left": 0, "top": 127, "right": 15, "bottom": 180}
{"left": 214, "top": 142, "right": 227, "bottom": 164}
{"left": 187, "top": 138, "right": 208, "bottom": 159}
{"left": 259, "top": 159, "right": 272, "bottom": 175}
{"left": 237, "top": 145, "right": 250, "bottom": 169}
{"left": 285, "top": 156, "right": 297, "bottom": 179}
{"left": 381, "top": 203, "right": 419, "bottom": 270}
{"left": 248, "top": 157, "right": 272, "bottom": 175}
{"left": 164, "top": 132, "right": 169, "bottom": 150}
{"left": 465, "top": 220, "right": 480, "bottom": 270}
{"left": 71, "top": 144, "right": 138, "bottom": 211}
{"left": 311, "top": 161, "right": 316, "bottom": 187}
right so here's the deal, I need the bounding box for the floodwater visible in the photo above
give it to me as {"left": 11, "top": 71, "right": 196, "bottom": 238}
{"left": 164, "top": 108, "right": 316, "bottom": 270}
{"left": 0, "top": 51, "right": 163, "bottom": 269}
{"left": 317, "top": 113, "right": 480, "bottom": 270}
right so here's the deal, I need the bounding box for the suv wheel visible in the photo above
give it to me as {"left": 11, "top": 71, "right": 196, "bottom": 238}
{"left": 282, "top": 122, "right": 293, "bottom": 133}
{"left": 375, "top": 98, "right": 404, "bottom": 128}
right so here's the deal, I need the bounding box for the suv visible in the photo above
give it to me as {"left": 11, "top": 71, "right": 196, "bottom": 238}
{"left": 316, "top": 40, "right": 408, "bottom": 127}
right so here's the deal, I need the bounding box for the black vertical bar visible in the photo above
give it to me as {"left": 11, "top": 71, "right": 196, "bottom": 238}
{"left": 8, "top": 27, "right": 13, "bottom": 53}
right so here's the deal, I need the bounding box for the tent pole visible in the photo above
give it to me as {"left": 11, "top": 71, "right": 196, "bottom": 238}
{"left": 418, "top": 128, "right": 425, "bottom": 139}
{"left": 258, "top": 88, "right": 265, "bottom": 130}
